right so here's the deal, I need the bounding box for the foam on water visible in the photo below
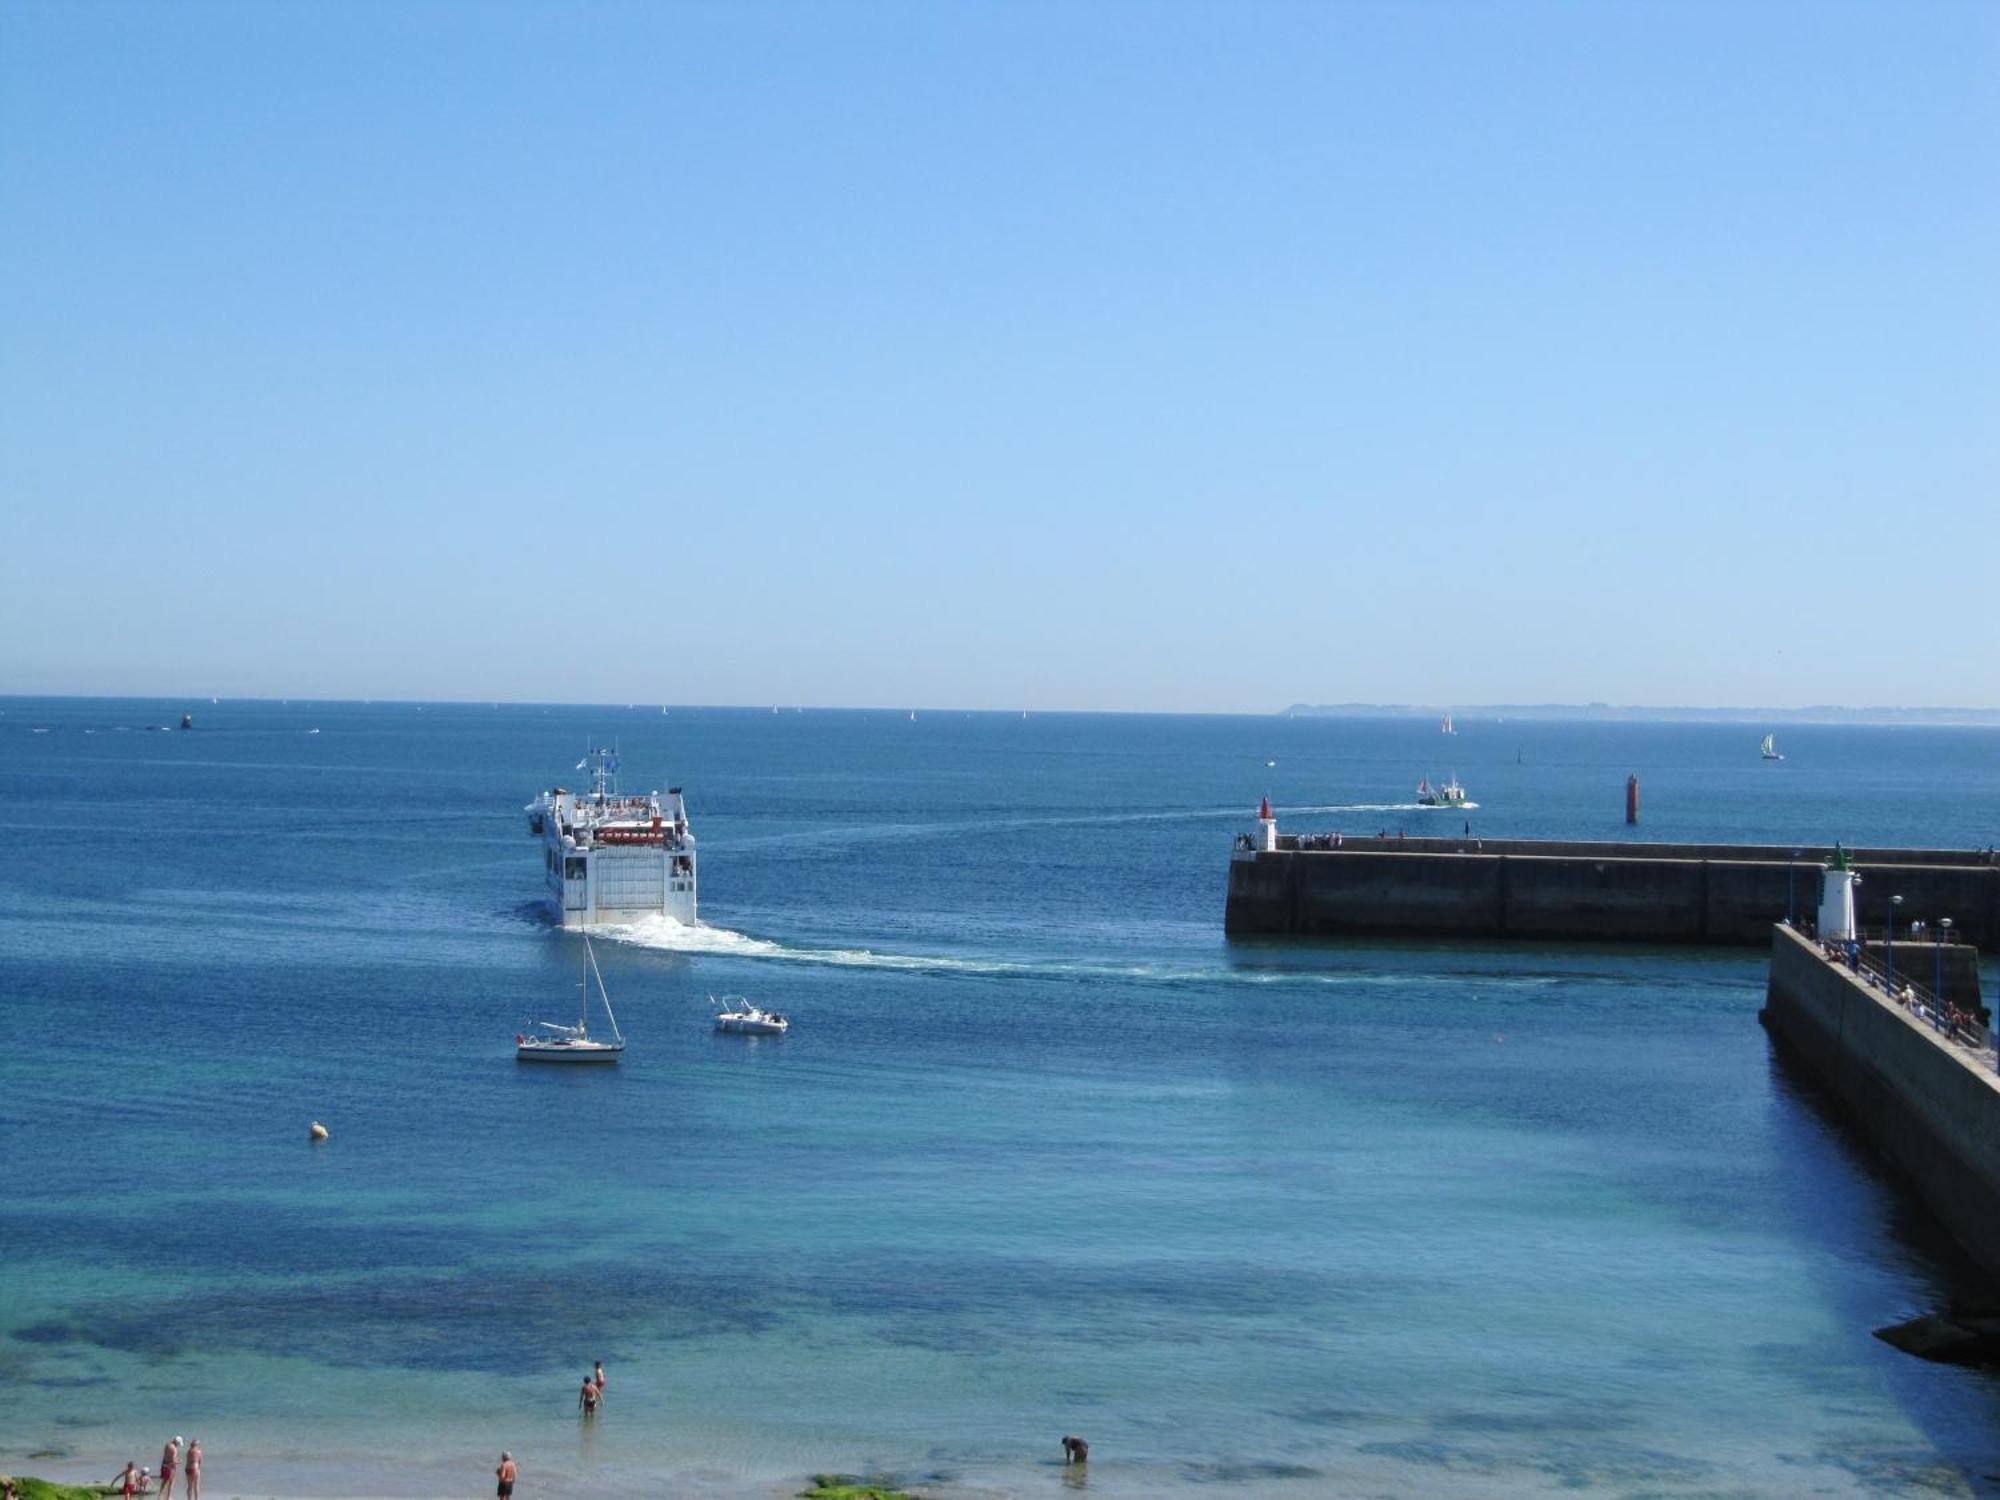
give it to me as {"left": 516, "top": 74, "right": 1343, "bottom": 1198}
{"left": 720, "top": 800, "right": 1480, "bottom": 852}
{"left": 602, "top": 913, "right": 1570, "bottom": 991}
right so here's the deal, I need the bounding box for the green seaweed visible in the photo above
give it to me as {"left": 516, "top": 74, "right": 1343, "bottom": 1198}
{"left": 800, "top": 1477, "right": 929, "bottom": 1500}
{"left": 1, "top": 1479, "right": 118, "bottom": 1500}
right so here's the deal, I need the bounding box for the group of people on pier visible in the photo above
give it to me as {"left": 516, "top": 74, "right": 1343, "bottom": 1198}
{"left": 1817, "top": 937, "right": 1985, "bottom": 1047}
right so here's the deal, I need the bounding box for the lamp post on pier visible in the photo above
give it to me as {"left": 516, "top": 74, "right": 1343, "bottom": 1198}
{"left": 1937, "top": 916, "right": 1952, "bottom": 1019}
{"left": 1887, "top": 894, "right": 1903, "bottom": 995}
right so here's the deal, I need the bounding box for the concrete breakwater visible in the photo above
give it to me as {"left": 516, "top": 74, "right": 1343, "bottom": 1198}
{"left": 1224, "top": 836, "right": 2000, "bottom": 948}
{"left": 1763, "top": 923, "right": 2000, "bottom": 1285}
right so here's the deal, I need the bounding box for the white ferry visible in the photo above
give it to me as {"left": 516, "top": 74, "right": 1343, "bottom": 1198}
{"left": 526, "top": 745, "right": 696, "bottom": 928}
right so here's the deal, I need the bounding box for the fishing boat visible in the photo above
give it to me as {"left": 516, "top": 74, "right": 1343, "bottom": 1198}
{"left": 714, "top": 996, "right": 790, "bottom": 1035}
{"left": 516, "top": 935, "right": 625, "bottom": 1063}
{"left": 1416, "top": 774, "right": 1468, "bottom": 808}
{"left": 1760, "top": 733, "right": 1784, "bottom": 761}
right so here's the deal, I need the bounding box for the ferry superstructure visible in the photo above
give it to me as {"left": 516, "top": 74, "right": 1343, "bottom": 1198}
{"left": 526, "top": 745, "right": 695, "bottom": 928}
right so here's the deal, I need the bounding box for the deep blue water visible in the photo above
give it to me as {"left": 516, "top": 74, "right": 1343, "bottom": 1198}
{"left": 2, "top": 699, "right": 1999, "bottom": 1498}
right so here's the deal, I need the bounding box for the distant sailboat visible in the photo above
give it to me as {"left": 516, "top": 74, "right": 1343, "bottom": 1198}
{"left": 909, "top": 711, "right": 917, "bottom": 722}
{"left": 1761, "top": 733, "right": 1784, "bottom": 761}
{"left": 1441, "top": 713, "right": 1456, "bottom": 735}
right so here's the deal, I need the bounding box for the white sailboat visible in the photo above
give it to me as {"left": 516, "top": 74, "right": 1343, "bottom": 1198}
{"left": 1441, "top": 712, "right": 1456, "bottom": 735}
{"left": 516, "top": 935, "right": 625, "bottom": 1063}
{"left": 1760, "top": 733, "right": 1784, "bottom": 761}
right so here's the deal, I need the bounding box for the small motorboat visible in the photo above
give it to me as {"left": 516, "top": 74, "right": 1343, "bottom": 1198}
{"left": 714, "top": 996, "right": 790, "bottom": 1035}
{"left": 518, "top": 935, "right": 625, "bottom": 1063}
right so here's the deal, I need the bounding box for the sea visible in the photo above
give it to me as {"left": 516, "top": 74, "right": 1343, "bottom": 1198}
{"left": 2, "top": 698, "right": 1998, "bottom": 1499}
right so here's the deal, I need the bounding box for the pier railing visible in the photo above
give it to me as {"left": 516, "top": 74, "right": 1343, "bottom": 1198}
{"left": 1815, "top": 935, "right": 1997, "bottom": 1071}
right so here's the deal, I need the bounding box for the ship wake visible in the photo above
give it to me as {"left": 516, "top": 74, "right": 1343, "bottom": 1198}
{"left": 593, "top": 914, "right": 1555, "bottom": 990}
{"left": 599, "top": 914, "right": 1023, "bottom": 975}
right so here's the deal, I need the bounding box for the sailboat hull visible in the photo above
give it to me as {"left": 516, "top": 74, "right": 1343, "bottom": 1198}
{"left": 516, "top": 1040, "right": 624, "bottom": 1063}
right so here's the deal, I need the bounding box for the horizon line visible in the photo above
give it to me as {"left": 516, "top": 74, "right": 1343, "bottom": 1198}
{"left": 5, "top": 691, "right": 2000, "bottom": 722}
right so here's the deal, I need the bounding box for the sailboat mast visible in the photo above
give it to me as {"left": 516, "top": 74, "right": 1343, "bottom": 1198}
{"left": 585, "top": 935, "right": 623, "bottom": 1042}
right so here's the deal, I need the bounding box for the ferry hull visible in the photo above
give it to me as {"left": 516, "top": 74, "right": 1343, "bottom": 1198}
{"left": 546, "top": 882, "right": 698, "bottom": 930}
{"left": 542, "top": 833, "right": 696, "bottom": 928}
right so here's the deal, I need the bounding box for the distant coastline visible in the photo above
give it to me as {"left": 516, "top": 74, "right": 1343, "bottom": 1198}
{"left": 4, "top": 693, "right": 1998, "bottom": 726}
{"left": 1281, "top": 703, "right": 2000, "bottom": 726}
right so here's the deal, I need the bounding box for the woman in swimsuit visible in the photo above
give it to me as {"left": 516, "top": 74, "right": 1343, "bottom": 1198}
{"left": 184, "top": 1438, "right": 202, "bottom": 1500}
{"left": 593, "top": 1360, "right": 606, "bottom": 1400}
{"left": 579, "top": 1374, "right": 600, "bottom": 1415}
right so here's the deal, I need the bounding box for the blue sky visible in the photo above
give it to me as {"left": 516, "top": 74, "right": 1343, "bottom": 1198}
{"left": 2, "top": 1, "right": 1994, "bottom": 711}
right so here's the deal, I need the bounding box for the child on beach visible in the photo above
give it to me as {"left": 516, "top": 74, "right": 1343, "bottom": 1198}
{"left": 113, "top": 1461, "right": 140, "bottom": 1498}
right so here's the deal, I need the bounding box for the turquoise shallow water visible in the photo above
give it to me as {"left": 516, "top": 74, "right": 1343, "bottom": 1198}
{"left": 2, "top": 700, "right": 1999, "bottom": 1497}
